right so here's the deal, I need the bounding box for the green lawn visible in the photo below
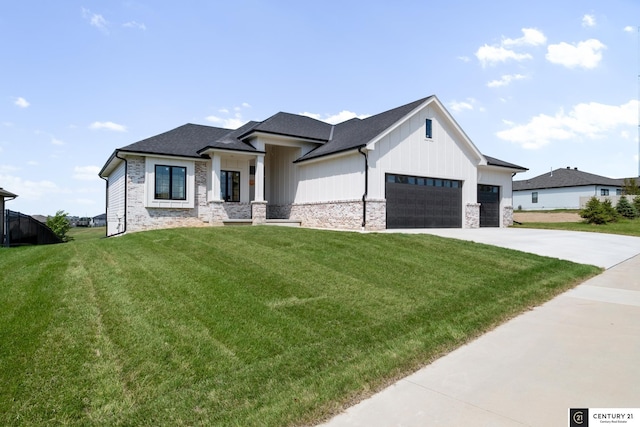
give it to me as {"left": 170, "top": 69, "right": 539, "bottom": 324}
{"left": 514, "top": 218, "right": 640, "bottom": 237}
{"left": 0, "top": 227, "right": 600, "bottom": 426}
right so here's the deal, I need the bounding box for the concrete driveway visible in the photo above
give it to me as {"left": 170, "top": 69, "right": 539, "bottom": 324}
{"left": 320, "top": 228, "right": 640, "bottom": 427}
{"left": 388, "top": 227, "right": 640, "bottom": 269}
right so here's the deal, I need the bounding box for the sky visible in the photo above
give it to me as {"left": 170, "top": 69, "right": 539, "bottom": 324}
{"left": 1, "top": 0, "right": 639, "bottom": 216}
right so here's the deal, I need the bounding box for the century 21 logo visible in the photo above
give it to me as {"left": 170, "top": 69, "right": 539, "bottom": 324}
{"left": 570, "top": 408, "right": 588, "bottom": 426}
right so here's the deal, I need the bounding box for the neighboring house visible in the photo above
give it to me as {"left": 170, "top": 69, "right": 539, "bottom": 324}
{"left": 513, "top": 167, "right": 630, "bottom": 210}
{"left": 99, "top": 95, "right": 527, "bottom": 236}
{"left": 91, "top": 213, "right": 107, "bottom": 227}
{"left": 1, "top": 188, "right": 18, "bottom": 246}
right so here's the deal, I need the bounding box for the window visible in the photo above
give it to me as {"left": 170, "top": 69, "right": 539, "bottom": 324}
{"left": 532, "top": 192, "right": 538, "bottom": 203}
{"left": 425, "top": 118, "right": 433, "bottom": 139}
{"left": 221, "top": 170, "right": 240, "bottom": 202}
{"left": 155, "top": 165, "right": 186, "bottom": 200}
{"left": 616, "top": 189, "right": 622, "bottom": 196}
{"left": 601, "top": 189, "right": 609, "bottom": 196}
{"left": 385, "top": 173, "right": 461, "bottom": 188}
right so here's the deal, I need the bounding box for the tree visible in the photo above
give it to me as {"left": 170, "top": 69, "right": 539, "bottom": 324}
{"left": 616, "top": 196, "right": 638, "bottom": 219}
{"left": 46, "top": 210, "right": 73, "bottom": 242}
{"left": 580, "top": 197, "right": 618, "bottom": 224}
{"left": 633, "top": 196, "right": 640, "bottom": 215}
{"left": 623, "top": 178, "right": 640, "bottom": 196}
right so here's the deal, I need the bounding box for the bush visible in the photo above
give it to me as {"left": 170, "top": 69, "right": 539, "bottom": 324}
{"left": 616, "top": 196, "right": 638, "bottom": 219}
{"left": 46, "top": 210, "right": 73, "bottom": 242}
{"left": 633, "top": 196, "right": 640, "bottom": 215}
{"left": 580, "top": 197, "right": 619, "bottom": 224}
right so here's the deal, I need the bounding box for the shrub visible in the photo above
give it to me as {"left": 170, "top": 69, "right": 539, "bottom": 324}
{"left": 633, "top": 196, "right": 640, "bottom": 215}
{"left": 580, "top": 197, "right": 619, "bottom": 224}
{"left": 46, "top": 210, "right": 73, "bottom": 242}
{"left": 616, "top": 195, "right": 638, "bottom": 219}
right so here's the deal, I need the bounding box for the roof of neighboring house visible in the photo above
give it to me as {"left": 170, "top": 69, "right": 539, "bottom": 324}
{"left": 100, "top": 95, "right": 525, "bottom": 176}
{"left": 513, "top": 167, "right": 625, "bottom": 191}
{"left": 93, "top": 213, "right": 107, "bottom": 221}
{"left": 0, "top": 188, "right": 18, "bottom": 199}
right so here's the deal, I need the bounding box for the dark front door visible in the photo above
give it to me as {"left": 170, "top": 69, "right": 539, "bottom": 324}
{"left": 478, "top": 185, "right": 500, "bottom": 227}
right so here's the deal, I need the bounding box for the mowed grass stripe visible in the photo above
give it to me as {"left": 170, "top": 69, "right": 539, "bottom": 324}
{"left": 0, "top": 226, "right": 600, "bottom": 426}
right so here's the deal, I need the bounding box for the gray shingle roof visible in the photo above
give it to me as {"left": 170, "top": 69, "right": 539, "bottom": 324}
{"left": 119, "top": 123, "right": 238, "bottom": 158}
{"left": 296, "top": 96, "right": 433, "bottom": 162}
{"left": 105, "top": 96, "right": 524, "bottom": 174}
{"left": 244, "top": 112, "right": 332, "bottom": 142}
{"left": 483, "top": 155, "right": 527, "bottom": 171}
{"left": 513, "top": 167, "right": 624, "bottom": 191}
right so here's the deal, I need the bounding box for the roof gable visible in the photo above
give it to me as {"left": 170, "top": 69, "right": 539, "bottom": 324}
{"left": 296, "top": 96, "right": 433, "bottom": 162}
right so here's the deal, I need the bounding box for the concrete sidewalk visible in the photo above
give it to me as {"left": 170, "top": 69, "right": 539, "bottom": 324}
{"left": 320, "top": 230, "right": 640, "bottom": 427}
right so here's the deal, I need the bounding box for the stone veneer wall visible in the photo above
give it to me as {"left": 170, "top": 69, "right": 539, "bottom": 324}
{"left": 209, "top": 201, "right": 251, "bottom": 225}
{"left": 288, "top": 199, "right": 386, "bottom": 231}
{"left": 502, "top": 205, "right": 514, "bottom": 227}
{"left": 465, "top": 203, "right": 480, "bottom": 229}
{"left": 126, "top": 156, "right": 210, "bottom": 232}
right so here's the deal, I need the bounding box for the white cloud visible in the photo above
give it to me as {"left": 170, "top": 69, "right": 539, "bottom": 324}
{"left": 582, "top": 14, "right": 596, "bottom": 28}
{"left": 448, "top": 100, "right": 474, "bottom": 113}
{"left": 487, "top": 74, "right": 526, "bottom": 88}
{"left": 624, "top": 26, "right": 635, "bottom": 33}
{"left": 299, "top": 110, "right": 370, "bottom": 124}
{"left": 242, "top": 102, "right": 251, "bottom": 108}
{"left": 0, "top": 172, "right": 62, "bottom": 201}
{"left": 123, "top": 21, "right": 146, "bottom": 30}
{"left": 475, "top": 45, "right": 532, "bottom": 67}
{"left": 82, "top": 8, "right": 108, "bottom": 33}
{"left": 51, "top": 137, "right": 65, "bottom": 146}
{"left": 14, "top": 97, "right": 30, "bottom": 108}
{"left": 27, "top": 160, "right": 38, "bottom": 166}
{"left": 89, "top": 121, "right": 127, "bottom": 132}
{"left": 475, "top": 28, "right": 545, "bottom": 67}
{"left": 546, "top": 39, "right": 606, "bottom": 69}
{"left": 205, "top": 115, "right": 245, "bottom": 129}
{"left": 503, "top": 28, "right": 547, "bottom": 47}
{"left": 73, "top": 166, "right": 101, "bottom": 181}
{"left": 497, "top": 99, "right": 639, "bottom": 149}
{"left": 457, "top": 56, "right": 471, "bottom": 62}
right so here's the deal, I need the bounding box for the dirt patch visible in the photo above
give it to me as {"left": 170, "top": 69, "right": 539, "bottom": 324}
{"left": 513, "top": 212, "right": 581, "bottom": 223}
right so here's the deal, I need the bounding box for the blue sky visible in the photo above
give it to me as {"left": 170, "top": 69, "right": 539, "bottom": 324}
{"left": 1, "top": 0, "right": 639, "bottom": 216}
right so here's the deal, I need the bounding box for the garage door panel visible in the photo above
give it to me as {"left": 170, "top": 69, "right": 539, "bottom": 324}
{"left": 386, "top": 175, "right": 462, "bottom": 229}
{"left": 478, "top": 185, "right": 500, "bottom": 227}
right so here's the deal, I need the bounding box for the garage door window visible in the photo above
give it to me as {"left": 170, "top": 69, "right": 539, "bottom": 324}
{"left": 386, "top": 174, "right": 460, "bottom": 188}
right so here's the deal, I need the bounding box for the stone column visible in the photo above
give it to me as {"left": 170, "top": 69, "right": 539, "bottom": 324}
{"left": 465, "top": 203, "right": 480, "bottom": 228}
{"left": 251, "top": 201, "right": 267, "bottom": 225}
{"left": 503, "top": 205, "right": 514, "bottom": 227}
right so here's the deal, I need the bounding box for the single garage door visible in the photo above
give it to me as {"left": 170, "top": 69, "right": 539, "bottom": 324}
{"left": 478, "top": 184, "right": 500, "bottom": 227}
{"left": 386, "top": 173, "right": 462, "bottom": 228}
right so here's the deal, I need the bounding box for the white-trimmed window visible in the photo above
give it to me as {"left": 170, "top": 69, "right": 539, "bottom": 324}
{"left": 145, "top": 157, "right": 195, "bottom": 208}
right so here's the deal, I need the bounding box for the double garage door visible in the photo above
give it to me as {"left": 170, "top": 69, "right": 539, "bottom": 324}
{"left": 386, "top": 174, "right": 462, "bottom": 228}
{"left": 386, "top": 174, "right": 501, "bottom": 229}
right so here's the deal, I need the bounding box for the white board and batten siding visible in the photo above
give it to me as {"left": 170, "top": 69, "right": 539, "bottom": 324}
{"left": 294, "top": 153, "right": 364, "bottom": 203}
{"left": 266, "top": 145, "right": 303, "bottom": 205}
{"left": 368, "top": 105, "right": 480, "bottom": 204}
{"left": 478, "top": 167, "right": 515, "bottom": 204}
{"left": 106, "top": 161, "right": 126, "bottom": 236}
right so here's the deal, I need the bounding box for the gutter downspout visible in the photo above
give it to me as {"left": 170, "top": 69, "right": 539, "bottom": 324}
{"left": 109, "top": 152, "right": 128, "bottom": 237}
{"left": 358, "top": 147, "right": 368, "bottom": 230}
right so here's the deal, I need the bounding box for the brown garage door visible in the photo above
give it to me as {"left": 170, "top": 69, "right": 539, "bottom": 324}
{"left": 386, "top": 173, "right": 462, "bottom": 229}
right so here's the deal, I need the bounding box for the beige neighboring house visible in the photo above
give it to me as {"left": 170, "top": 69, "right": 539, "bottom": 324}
{"left": 99, "top": 95, "right": 527, "bottom": 236}
{"left": 1, "top": 188, "right": 18, "bottom": 246}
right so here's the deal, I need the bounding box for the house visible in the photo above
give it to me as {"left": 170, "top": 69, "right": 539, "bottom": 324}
{"left": 513, "top": 167, "right": 630, "bottom": 210}
{"left": 1, "top": 188, "right": 18, "bottom": 246}
{"left": 91, "top": 213, "right": 107, "bottom": 227}
{"left": 99, "top": 95, "right": 527, "bottom": 236}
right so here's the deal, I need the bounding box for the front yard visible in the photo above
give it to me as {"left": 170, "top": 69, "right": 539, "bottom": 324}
{"left": 0, "top": 226, "right": 599, "bottom": 426}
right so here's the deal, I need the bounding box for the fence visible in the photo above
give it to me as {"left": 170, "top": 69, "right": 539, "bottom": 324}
{"left": 3, "top": 210, "right": 63, "bottom": 247}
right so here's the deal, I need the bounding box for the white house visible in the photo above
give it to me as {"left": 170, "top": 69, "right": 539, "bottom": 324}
{"left": 513, "top": 167, "right": 628, "bottom": 210}
{"left": 99, "top": 95, "right": 527, "bottom": 236}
